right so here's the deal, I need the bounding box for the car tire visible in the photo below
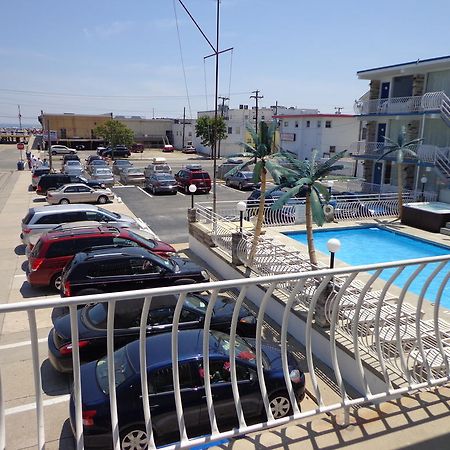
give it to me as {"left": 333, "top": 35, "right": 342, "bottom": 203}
{"left": 120, "top": 425, "right": 150, "bottom": 450}
{"left": 173, "top": 278, "right": 196, "bottom": 286}
{"left": 50, "top": 273, "right": 63, "bottom": 292}
{"left": 59, "top": 198, "right": 70, "bottom": 204}
{"left": 268, "top": 391, "right": 292, "bottom": 419}
{"left": 238, "top": 183, "right": 243, "bottom": 190}
{"left": 51, "top": 151, "right": 57, "bottom": 156}
{"left": 225, "top": 178, "right": 230, "bottom": 186}
{"left": 97, "top": 195, "right": 108, "bottom": 204}
{"left": 77, "top": 288, "right": 104, "bottom": 296}
{"left": 184, "top": 185, "right": 189, "bottom": 194}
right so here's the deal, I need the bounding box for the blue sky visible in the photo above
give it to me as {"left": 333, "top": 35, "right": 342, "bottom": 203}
{"left": 1, "top": 0, "right": 449, "bottom": 126}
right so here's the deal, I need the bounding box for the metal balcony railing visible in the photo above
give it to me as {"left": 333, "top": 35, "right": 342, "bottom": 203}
{"left": 1, "top": 255, "right": 449, "bottom": 449}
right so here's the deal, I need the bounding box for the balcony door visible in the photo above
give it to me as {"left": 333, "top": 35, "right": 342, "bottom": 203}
{"left": 380, "top": 82, "right": 390, "bottom": 99}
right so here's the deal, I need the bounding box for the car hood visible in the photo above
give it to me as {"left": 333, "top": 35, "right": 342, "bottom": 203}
{"left": 211, "top": 295, "right": 254, "bottom": 322}
{"left": 171, "top": 257, "right": 204, "bottom": 275}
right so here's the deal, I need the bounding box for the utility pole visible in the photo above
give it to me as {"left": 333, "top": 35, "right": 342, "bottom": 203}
{"left": 18, "top": 105, "right": 22, "bottom": 130}
{"left": 334, "top": 107, "right": 343, "bottom": 115}
{"left": 217, "top": 96, "right": 229, "bottom": 159}
{"left": 182, "top": 107, "right": 186, "bottom": 149}
{"left": 250, "top": 90, "right": 263, "bottom": 135}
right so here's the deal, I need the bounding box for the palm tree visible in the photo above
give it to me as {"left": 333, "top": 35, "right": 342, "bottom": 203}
{"left": 377, "top": 128, "right": 422, "bottom": 220}
{"left": 225, "top": 121, "right": 296, "bottom": 268}
{"left": 271, "top": 150, "right": 346, "bottom": 266}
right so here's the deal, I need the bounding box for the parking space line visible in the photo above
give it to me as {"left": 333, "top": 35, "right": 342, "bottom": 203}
{"left": 0, "top": 337, "right": 47, "bottom": 350}
{"left": 137, "top": 186, "right": 153, "bottom": 198}
{"left": 178, "top": 191, "right": 186, "bottom": 196}
{"left": 5, "top": 395, "right": 70, "bottom": 416}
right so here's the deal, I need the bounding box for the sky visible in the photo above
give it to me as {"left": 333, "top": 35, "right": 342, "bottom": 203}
{"left": 1, "top": 0, "right": 449, "bottom": 126}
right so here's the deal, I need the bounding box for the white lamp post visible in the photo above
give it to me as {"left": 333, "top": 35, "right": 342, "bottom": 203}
{"left": 420, "top": 176, "right": 427, "bottom": 201}
{"left": 327, "top": 180, "right": 334, "bottom": 195}
{"left": 326, "top": 238, "right": 341, "bottom": 269}
{"left": 236, "top": 201, "right": 247, "bottom": 233}
{"left": 188, "top": 184, "right": 197, "bottom": 208}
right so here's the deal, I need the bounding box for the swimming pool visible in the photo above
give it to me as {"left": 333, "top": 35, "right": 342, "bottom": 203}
{"left": 284, "top": 227, "right": 450, "bottom": 306}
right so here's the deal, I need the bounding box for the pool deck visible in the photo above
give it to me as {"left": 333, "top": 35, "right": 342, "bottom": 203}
{"left": 266, "top": 218, "right": 450, "bottom": 321}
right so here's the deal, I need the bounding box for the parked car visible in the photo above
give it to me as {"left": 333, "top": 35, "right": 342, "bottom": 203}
{"left": 50, "top": 145, "right": 77, "bottom": 155}
{"left": 62, "top": 154, "right": 80, "bottom": 165}
{"left": 175, "top": 164, "right": 211, "bottom": 194}
{"left": 31, "top": 167, "right": 51, "bottom": 189}
{"left": 120, "top": 167, "right": 145, "bottom": 186}
{"left": 36, "top": 174, "right": 105, "bottom": 195}
{"left": 85, "top": 155, "right": 102, "bottom": 165}
{"left": 162, "top": 144, "right": 174, "bottom": 152}
{"left": 144, "top": 158, "right": 172, "bottom": 177}
{"left": 48, "top": 292, "right": 256, "bottom": 372}
{"left": 90, "top": 167, "right": 114, "bottom": 187}
{"left": 27, "top": 224, "right": 176, "bottom": 290}
{"left": 62, "top": 160, "right": 84, "bottom": 176}
{"left": 182, "top": 145, "right": 196, "bottom": 154}
{"left": 96, "top": 146, "right": 107, "bottom": 156}
{"left": 145, "top": 173, "right": 178, "bottom": 195}
{"left": 21, "top": 204, "right": 139, "bottom": 246}
{"left": 60, "top": 246, "right": 209, "bottom": 297}
{"left": 46, "top": 184, "right": 114, "bottom": 205}
{"left": 75, "top": 144, "right": 86, "bottom": 150}
{"left": 130, "top": 143, "right": 144, "bottom": 153}
{"left": 70, "top": 329, "right": 305, "bottom": 447}
{"left": 86, "top": 159, "right": 108, "bottom": 175}
{"left": 225, "top": 170, "right": 260, "bottom": 190}
{"left": 102, "top": 146, "right": 131, "bottom": 158}
{"left": 112, "top": 159, "right": 133, "bottom": 175}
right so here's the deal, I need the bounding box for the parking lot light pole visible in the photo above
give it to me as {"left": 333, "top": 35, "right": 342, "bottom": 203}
{"left": 189, "top": 184, "right": 197, "bottom": 209}
{"left": 420, "top": 176, "right": 427, "bottom": 202}
{"left": 327, "top": 238, "right": 341, "bottom": 269}
{"left": 236, "top": 201, "right": 247, "bottom": 233}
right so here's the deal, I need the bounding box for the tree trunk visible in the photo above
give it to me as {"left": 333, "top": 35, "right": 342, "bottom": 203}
{"left": 397, "top": 162, "right": 403, "bottom": 220}
{"left": 305, "top": 191, "right": 318, "bottom": 267}
{"left": 247, "top": 167, "right": 267, "bottom": 270}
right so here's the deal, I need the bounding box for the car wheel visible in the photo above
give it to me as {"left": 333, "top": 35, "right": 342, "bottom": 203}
{"left": 269, "top": 392, "right": 292, "bottom": 419}
{"left": 59, "top": 198, "right": 70, "bottom": 204}
{"left": 225, "top": 178, "right": 230, "bottom": 186}
{"left": 238, "top": 183, "right": 243, "bottom": 190}
{"left": 51, "top": 151, "right": 57, "bottom": 155}
{"left": 184, "top": 185, "right": 189, "bottom": 194}
{"left": 77, "top": 288, "right": 104, "bottom": 296}
{"left": 97, "top": 195, "right": 108, "bottom": 204}
{"left": 51, "top": 273, "right": 63, "bottom": 291}
{"left": 120, "top": 425, "right": 149, "bottom": 450}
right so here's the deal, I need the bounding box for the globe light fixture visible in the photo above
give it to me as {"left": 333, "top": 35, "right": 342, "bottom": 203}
{"left": 236, "top": 201, "right": 247, "bottom": 233}
{"left": 188, "top": 184, "right": 197, "bottom": 209}
{"left": 326, "top": 238, "right": 341, "bottom": 269}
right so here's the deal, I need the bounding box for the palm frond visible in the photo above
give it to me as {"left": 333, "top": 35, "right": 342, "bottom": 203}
{"left": 310, "top": 189, "right": 325, "bottom": 227}
{"left": 271, "top": 184, "right": 305, "bottom": 210}
{"left": 224, "top": 159, "right": 253, "bottom": 178}
{"left": 313, "top": 181, "right": 330, "bottom": 202}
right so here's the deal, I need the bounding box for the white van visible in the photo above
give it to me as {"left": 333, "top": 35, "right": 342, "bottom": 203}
{"left": 144, "top": 157, "right": 172, "bottom": 178}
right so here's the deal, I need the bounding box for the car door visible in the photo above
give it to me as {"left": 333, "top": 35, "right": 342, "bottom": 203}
{"left": 129, "top": 258, "right": 165, "bottom": 290}
{"left": 147, "top": 362, "right": 204, "bottom": 439}
{"left": 77, "top": 185, "right": 94, "bottom": 202}
{"left": 61, "top": 185, "right": 78, "bottom": 201}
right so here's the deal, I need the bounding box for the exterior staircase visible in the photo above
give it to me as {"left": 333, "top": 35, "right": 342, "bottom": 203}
{"left": 441, "top": 92, "right": 450, "bottom": 127}
{"left": 440, "top": 221, "right": 450, "bottom": 236}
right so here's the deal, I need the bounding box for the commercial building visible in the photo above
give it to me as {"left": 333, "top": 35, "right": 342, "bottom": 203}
{"left": 352, "top": 55, "right": 450, "bottom": 196}
{"left": 115, "top": 116, "right": 174, "bottom": 147}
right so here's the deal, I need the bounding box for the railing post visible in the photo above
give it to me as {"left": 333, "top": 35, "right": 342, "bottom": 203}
{"left": 187, "top": 207, "right": 197, "bottom": 223}
{"left": 231, "top": 232, "right": 243, "bottom": 266}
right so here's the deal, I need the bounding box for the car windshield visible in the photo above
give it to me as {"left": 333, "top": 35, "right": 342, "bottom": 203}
{"left": 96, "top": 346, "right": 135, "bottom": 394}
{"left": 126, "top": 230, "right": 156, "bottom": 249}
{"left": 185, "top": 294, "right": 208, "bottom": 313}
{"left": 126, "top": 168, "right": 143, "bottom": 175}
{"left": 155, "top": 174, "right": 174, "bottom": 181}
{"left": 92, "top": 160, "right": 106, "bottom": 165}
{"left": 95, "top": 169, "right": 112, "bottom": 175}
{"left": 67, "top": 161, "right": 80, "bottom": 166}
{"left": 241, "top": 171, "right": 253, "bottom": 179}
{"left": 210, "top": 330, "right": 268, "bottom": 368}
{"left": 116, "top": 160, "right": 130, "bottom": 166}
{"left": 98, "top": 207, "right": 120, "bottom": 219}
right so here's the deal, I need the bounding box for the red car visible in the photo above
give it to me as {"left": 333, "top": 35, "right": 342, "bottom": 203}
{"left": 174, "top": 164, "right": 211, "bottom": 194}
{"left": 27, "top": 225, "right": 176, "bottom": 291}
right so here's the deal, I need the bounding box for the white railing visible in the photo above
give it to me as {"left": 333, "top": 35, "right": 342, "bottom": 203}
{"left": 354, "top": 91, "right": 445, "bottom": 115}
{"left": 1, "top": 256, "right": 449, "bottom": 449}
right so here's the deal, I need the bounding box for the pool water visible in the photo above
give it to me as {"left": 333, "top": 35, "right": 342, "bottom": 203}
{"left": 284, "top": 227, "right": 450, "bottom": 306}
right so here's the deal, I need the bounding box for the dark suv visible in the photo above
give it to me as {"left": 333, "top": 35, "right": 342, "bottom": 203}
{"left": 175, "top": 164, "right": 211, "bottom": 194}
{"left": 28, "top": 225, "right": 176, "bottom": 290}
{"left": 101, "top": 146, "right": 131, "bottom": 158}
{"left": 36, "top": 174, "right": 104, "bottom": 195}
{"left": 60, "top": 247, "right": 209, "bottom": 297}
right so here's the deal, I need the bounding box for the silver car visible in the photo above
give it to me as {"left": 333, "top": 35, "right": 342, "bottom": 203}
{"left": 120, "top": 167, "right": 145, "bottom": 186}
{"left": 86, "top": 159, "right": 108, "bottom": 175}
{"left": 21, "top": 204, "right": 139, "bottom": 246}
{"left": 63, "top": 160, "right": 84, "bottom": 176}
{"left": 50, "top": 145, "right": 77, "bottom": 155}
{"left": 90, "top": 167, "right": 114, "bottom": 187}
{"left": 225, "top": 170, "right": 261, "bottom": 190}
{"left": 46, "top": 183, "right": 114, "bottom": 205}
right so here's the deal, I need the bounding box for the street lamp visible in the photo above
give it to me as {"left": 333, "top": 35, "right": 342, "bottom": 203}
{"left": 420, "top": 176, "right": 427, "bottom": 202}
{"left": 188, "top": 184, "right": 197, "bottom": 209}
{"left": 236, "top": 201, "right": 247, "bottom": 233}
{"left": 326, "top": 180, "right": 334, "bottom": 195}
{"left": 326, "top": 238, "right": 341, "bottom": 269}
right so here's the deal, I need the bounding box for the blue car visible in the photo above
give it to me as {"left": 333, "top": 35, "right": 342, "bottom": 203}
{"left": 70, "top": 329, "right": 305, "bottom": 448}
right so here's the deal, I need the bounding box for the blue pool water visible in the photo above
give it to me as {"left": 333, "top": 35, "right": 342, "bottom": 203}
{"left": 284, "top": 227, "right": 450, "bottom": 306}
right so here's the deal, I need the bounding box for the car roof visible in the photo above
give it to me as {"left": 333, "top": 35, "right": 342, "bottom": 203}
{"left": 127, "top": 329, "right": 228, "bottom": 371}
{"left": 28, "top": 204, "right": 100, "bottom": 214}
{"left": 81, "top": 245, "right": 153, "bottom": 259}
{"left": 42, "top": 224, "right": 120, "bottom": 241}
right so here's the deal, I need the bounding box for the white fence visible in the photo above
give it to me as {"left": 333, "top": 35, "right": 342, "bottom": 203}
{"left": 0, "top": 255, "right": 449, "bottom": 449}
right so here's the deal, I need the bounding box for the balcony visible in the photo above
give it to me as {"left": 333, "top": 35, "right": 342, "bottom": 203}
{"left": 354, "top": 91, "right": 445, "bottom": 116}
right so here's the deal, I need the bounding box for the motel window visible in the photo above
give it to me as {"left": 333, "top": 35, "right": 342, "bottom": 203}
{"left": 284, "top": 121, "right": 289, "bottom": 127}
{"left": 306, "top": 121, "right": 310, "bottom": 128}
{"left": 295, "top": 121, "right": 299, "bottom": 128}
{"left": 325, "top": 121, "right": 332, "bottom": 128}
{"left": 317, "top": 121, "right": 322, "bottom": 128}
{"left": 261, "top": 116, "right": 265, "bottom": 120}
{"left": 329, "top": 146, "right": 336, "bottom": 154}
{"left": 188, "top": 132, "right": 192, "bottom": 137}
{"left": 228, "top": 127, "right": 232, "bottom": 134}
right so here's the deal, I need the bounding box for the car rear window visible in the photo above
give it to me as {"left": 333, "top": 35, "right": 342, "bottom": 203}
{"left": 96, "top": 347, "right": 135, "bottom": 394}
{"left": 22, "top": 211, "right": 35, "bottom": 224}
{"left": 46, "top": 241, "right": 76, "bottom": 258}
{"left": 30, "top": 240, "right": 43, "bottom": 257}
{"left": 191, "top": 173, "right": 210, "bottom": 180}
{"left": 34, "top": 169, "right": 50, "bottom": 176}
